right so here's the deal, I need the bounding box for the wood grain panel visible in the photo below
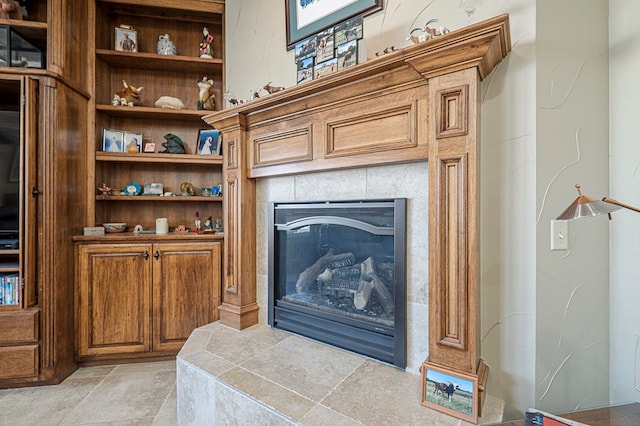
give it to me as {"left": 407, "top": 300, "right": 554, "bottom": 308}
{"left": 0, "top": 345, "right": 38, "bottom": 380}
{"left": 326, "top": 104, "right": 417, "bottom": 158}
{"left": 226, "top": 137, "right": 238, "bottom": 169}
{"left": 224, "top": 178, "right": 238, "bottom": 295}
{"left": 434, "top": 154, "right": 468, "bottom": 350}
{"left": 152, "top": 242, "right": 221, "bottom": 352}
{"left": 76, "top": 244, "right": 152, "bottom": 357}
{"left": 436, "top": 86, "right": 468, "bottom": 138}
{"left": 0, "top": 311, "right": 39, "bottom": 343}
{"left": 252, "top": 126, "right": 313, "bottom": 167}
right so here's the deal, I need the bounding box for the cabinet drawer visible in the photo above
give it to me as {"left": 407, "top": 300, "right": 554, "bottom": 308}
{"left": 0, "top": 345, "right": 39, "bottom": 379}
{"left": 0, "top": 310, "right": 39, "bottom": 344}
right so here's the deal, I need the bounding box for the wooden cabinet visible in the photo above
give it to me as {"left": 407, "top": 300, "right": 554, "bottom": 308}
{"left": 0, "top": 76, "right": 88, "bottom": 386}
{"left": 75, "top": 239, "right": 221, "bottom": 362}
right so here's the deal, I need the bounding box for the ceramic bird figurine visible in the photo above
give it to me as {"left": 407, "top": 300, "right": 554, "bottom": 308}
{"left": 197, "top": 77, "right": 216, "bottom": 111}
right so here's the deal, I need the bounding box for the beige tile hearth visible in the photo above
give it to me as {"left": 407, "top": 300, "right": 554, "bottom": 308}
{"left": 177, "top": 322, "right": 504, "bottom": 425}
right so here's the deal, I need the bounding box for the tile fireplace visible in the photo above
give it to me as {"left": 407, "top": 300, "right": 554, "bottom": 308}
{"left": 268, "top": 199, "right": 407, "bottom": 367}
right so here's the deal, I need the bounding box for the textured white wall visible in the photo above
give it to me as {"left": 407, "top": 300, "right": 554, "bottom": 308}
{"left": 536, "top": 0, "right": 610, "bottom": 415}
{"left": 610, "top": 0, "right": 640, "bottom": 406}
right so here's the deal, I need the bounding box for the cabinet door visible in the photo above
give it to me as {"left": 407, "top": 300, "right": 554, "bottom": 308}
{"left": 152, "top": 242, "right": 221, "bottom": 352}
{"left": 76, "top": 244, "right": 152, "bottom": 358}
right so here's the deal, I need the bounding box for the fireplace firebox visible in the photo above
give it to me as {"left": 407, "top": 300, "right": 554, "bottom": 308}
{"left": 268, "top": 199, "right": 406, "bottom": 368}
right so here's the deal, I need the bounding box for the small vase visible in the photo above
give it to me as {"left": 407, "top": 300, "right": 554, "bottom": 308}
{"left": 157, "top": 34, "right": 177, "bottom": 55}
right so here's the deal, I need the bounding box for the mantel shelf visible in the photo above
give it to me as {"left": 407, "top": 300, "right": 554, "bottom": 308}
{"left": 96, "top": 49, "right": 222, "bottom": 74}
{"left": 96, "top": 151, "right": 222, "bottom": 164}
{"left": 96, "top": 195, "right": 222, "bottom": 202}
{"left": 96, "top": 104, "right": 211, "bottom": 121}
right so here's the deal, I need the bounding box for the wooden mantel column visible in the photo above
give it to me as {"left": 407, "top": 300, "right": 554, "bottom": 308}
{"left": 202, "top": 16, "right": 511, "bottom": 390}
{"left": 203, "top": 115, "right": 259, "bottom": 329}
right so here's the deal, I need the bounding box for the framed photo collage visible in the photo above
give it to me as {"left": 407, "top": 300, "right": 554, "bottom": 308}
{"left": 294, "top": 15, "right": 363, "bottom": 85}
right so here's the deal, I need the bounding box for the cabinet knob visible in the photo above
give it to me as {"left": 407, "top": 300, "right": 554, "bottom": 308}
{"left": 31, "top": 187, "right": 40, "bottom": 197}
{"left": 154, "top": 250, "right": 160, "bottom": 259}
{"left": 143, "top": 251, "right": 149, "bottom": 259}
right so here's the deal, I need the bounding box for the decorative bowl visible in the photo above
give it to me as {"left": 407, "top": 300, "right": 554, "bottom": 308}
{"left": 103, "top": 223, "right": 127, "bottom": 233}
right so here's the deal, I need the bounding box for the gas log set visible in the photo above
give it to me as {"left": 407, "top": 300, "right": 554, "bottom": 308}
{"left": 293, "top": 250, "right": 394, "bottom": 315}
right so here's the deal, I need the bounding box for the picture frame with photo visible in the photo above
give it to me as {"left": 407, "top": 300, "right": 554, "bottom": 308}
{"left": 421, "top": 362, "right": 478, "bottom": 424}
{"left": 314, "top": 57, "right": 337, "bottom": 79}
{"left": 337, "top": 39, "right": 357, "bottom": 70}
{"left": 285, "top": 0, "right": 382, "bottom": 49}
{"left": 315, "top": 28, "right": 335, "bottom": 63}
{"left": 115, "top": 25, "right": 137, "bottom": 52}
{"left": 197, "top": 129, "right": 221, "bottom": 155}
{"left": 297, "top": 56, "right": 314, "bottom": 84}
{"left": 295, "top": 36, "right": 317, "bottom": 63}
{"left": 103, "top": 129, "right": 124, "bottom": 152}
{"left": 334, "top": 15, "right": 363, "bottom": 46}
{"left": 124, "top": 132, "right": 143, "bottom": 153}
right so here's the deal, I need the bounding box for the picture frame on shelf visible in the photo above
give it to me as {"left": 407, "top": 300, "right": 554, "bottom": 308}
{"left": 294, "top": 36, "right": 317, "bottom": 63}
{"left": 285, "top": 0, "right": 382, "bottom": 50}
{"left": 297, "top": 56, "right": 314, "bottom": 84}
{"left": 315, "top": 27, "right": 335, "bottom": 63}
{"left": 420, "top": 361, "right": 478, "bottom": 424}
{"left": 103, "top": 129, "right": 124, "bottom": 152}
{"left": 337, "top": 39, "right": 357, "bottom": 71}
{"left": 334, "top": 15, "right": 363, "bottom": 46}
{"left": 314, "top": 57, "right": 337, "bottom": 79}
{"left": 197, "top": 129, "right": 221, "bottom": 155}
{"left": 143, "top": 139, "right": 156, "bottom": 153}
{"left": 124, "top": 132, "right": 142, "bottom": 153}
{"left": 115, "top": 25, "right": 137, "bottom": 52}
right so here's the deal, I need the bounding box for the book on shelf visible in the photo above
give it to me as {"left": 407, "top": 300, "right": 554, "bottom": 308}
{"left": 0, "top": 274, "right": 20, "bottom": 306}
{"left": 525, "top": 408, "right": 589, "bottom": 426}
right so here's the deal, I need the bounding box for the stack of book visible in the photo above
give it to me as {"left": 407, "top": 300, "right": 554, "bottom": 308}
{"left": 0, "top": 274, "right": 20, "bottom": 305}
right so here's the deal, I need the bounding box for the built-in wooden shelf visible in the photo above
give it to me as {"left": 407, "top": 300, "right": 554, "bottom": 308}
{"left": 96, "top": 195, "right": 222, "bottom": 201}
{"left": 96, "top": 151, "right": 223, "bottom": 165}
{"left": 95, "top": 104, "right": 210, "bottom": 121}
{"left": 96, "top": 49, "right": 222, "bottom": 74}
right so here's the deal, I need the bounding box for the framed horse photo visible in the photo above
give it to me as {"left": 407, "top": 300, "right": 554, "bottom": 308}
{"left": 420, "top": 361, "right": 478, "bottom": 424}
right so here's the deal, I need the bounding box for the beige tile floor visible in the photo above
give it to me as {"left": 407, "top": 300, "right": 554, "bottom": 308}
{"left": 0, "top": 361, "right": 177, "bottom": 426}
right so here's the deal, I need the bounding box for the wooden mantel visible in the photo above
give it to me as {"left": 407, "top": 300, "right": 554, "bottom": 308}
{"left": 203, "top": 14, "right": 511, "bottom": 378}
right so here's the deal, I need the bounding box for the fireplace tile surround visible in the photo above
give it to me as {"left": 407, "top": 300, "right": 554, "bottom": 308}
{"left": 176, "top": 322, "right": 504, "bottom": 425}
{"left": 256, "top": 162, "right": 429, "bottom": 373}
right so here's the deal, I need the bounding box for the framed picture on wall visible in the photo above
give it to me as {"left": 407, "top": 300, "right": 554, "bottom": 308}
{"left": 421, "top": 362, "right": 478, "bottom": 424}
{"left": 285, "top": 0, "right": 382, "bottom": 50}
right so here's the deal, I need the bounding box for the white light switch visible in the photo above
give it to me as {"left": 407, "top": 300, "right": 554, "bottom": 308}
{"left": 551, "top": 220, "right": 568, "bottom": 251}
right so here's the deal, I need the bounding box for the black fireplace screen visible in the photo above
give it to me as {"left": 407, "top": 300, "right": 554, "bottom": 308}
{"left": 268, "top": 199, "right": 406, "bottom": 367}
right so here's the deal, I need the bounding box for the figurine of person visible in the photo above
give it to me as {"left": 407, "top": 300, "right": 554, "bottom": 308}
{"left": 205, "top": 216, "right": 213, "bottom": 231}
{"left": 194, "top": 211, "right": 202, "bottom": 233}
{"left": 199, "top": 27, "right": 214, "bottom": 58}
